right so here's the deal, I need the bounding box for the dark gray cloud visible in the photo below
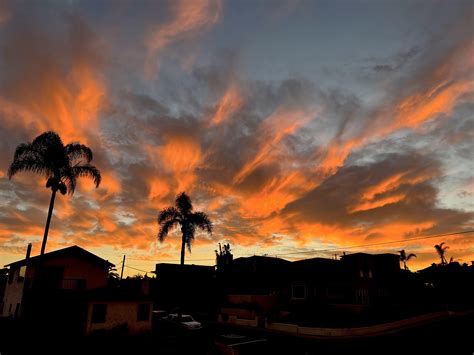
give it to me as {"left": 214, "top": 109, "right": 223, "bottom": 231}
{"left": 283, "top": 152, "right": 473, "bottom": 237}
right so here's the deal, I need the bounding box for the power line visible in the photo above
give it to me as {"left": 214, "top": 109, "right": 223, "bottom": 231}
{"left": 100, "top": 230, "right": 473, "bottom": 265}
{"left": 270, "top": 230, "right": 474, "bottom": 257}
{"left": 127, "top": 256, "right": 216, "bottom": 262}
{"left": 123, "top": 264, "right": 151, "bottom": 273}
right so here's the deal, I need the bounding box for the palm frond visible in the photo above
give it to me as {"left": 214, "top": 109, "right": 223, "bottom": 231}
{"left": 176, "top": 192, "right": 193, "bottom": 215}
{"left": 8, "top": 158, "right": 50, "bottom": 179}
{"left": 189, "top": 211, "right": 213, "bottom": 234}
{"left": 71, "top": 164, "right": 101, "bottom": 187}
{"left": 186, "top": 234, "right": 194, "bottom": 253}
{"left": 407, "top": 253, "right": 417, "bottom": 261}
{"left": 158, "top": 207, "right": 181, "bottom": 224}
{"left": 399, "top": 250, "right": 407, "bottom": 261}
{"left": 66, "top": 143, "right": 93, "bottom": 163}
{"left": 182, "top": 222, "right": 196, "bottom": 253}
{"left": 61, "top": 167, "right": 77, "bottom": 195}
{"left": 13, "top": 143, "right": 36, "bottom": 161}
{"left": 31, "top": 131, "right": 63, "bottom": 148}
{"left": 158, "top": 220, "right": 179, "bottom": 242}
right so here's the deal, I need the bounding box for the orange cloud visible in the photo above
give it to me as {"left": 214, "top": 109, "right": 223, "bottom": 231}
{"left": 233, "top": 106, "right": 317, "bottom": 184}
{"left": 239, "top": 172, "right": 309, "bottom": 218}
{"left": 159, "top": 137, "right": 202, "bottom": 174}
{"left": 350, "top": 194, "right": 406, "bottom": 213}
{"left": 78, "top": 169, "right": 121, "bottom": 199}
{"left": 377, "top": 40, "right": 473, "bottom": 135}
{"left": 146, "top": 136, "right": 203, "bottom": 194}
{"left": 349, "top": 171, "right": 434, "bottom": 213}
{"left": 317, "top": 40, "right": 474, "bottom": 176}
{"left": 149, "top": 179, "right": 170, "bottom": 201}
{"left": 145, "top": 0, "right": 222, "bottom": 77}
{"left": 0, "top": 18, "right": 106, "bottom": 145}
{"left": 208, "top": 84, "right": 244, "bottom": 126}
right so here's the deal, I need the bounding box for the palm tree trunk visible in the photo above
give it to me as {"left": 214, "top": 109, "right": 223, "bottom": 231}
{"left": 178, "top": 231, "right": 186, "bottom": 322}
{"left": 180, "top": 233, "right": 186, "bottom": 266}
{"left": 40, "top": 189, "right": 57, "bottom": 255}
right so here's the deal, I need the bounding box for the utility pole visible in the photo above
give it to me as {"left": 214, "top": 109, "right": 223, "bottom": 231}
{"left": 120, "top": 255, "right": 126, "bottom": 280}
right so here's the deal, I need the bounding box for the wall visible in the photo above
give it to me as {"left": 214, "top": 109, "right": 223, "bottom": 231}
{"left": 86, "top": 301, "right": 152, "bottom": 336}
{"left": 226, "top": 294, "right": 277, "bottom": 312}
{"left": 2, "top": 267, "right": 24, "bottom": 317}
{"left": 27, "top": 256, "right": 109, "bottom": 290}
{"left": 218, "top": 314, "right": 260, "bottom": 327}
{"left": 266, "top": 311, "right": 449, "bottom": 337}
{"left": 221, "top": 307, "right": 256, "bottom": 320}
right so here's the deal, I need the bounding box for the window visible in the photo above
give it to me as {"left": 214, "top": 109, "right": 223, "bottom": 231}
{"left": 91, "top": 304, "right": 107, "bottom": 323}
{"left": 368, "top": 270, "right": 373, "bottom": 279}
{"left": 291, "top": 284, "right": 306, "bottom": 300}
{"left": 62, "top": 279, "right": 86, "bottom": 290}
{"left": 8, "top": 269, "right": 14, "bottom": 284}
{"left": 359, "top": 269, "right": 364, "bottom": 278}
{"left": 356, "top": 289, "right": 370, "bottom": 305}
{"left": 137, "top": 304, "right": 150, "bottom": 322}
{"left": 18, "top": 266, "right": 26, "bottom": 282}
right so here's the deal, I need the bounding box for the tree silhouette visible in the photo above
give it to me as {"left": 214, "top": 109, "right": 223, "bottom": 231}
{"left": 8, "top": 131, "right": 101, "bottom": 255}
{"left": 434, "top": 242, "right": 449, "bottom": 265}
{"left": 399, "top": 249, "right": 416, "bottom": 270}
{"left": 157, "top": 192, "right": 213, "bottom": 265}
{"left": 215, "top": 242, "right": 233, "bottom": 270}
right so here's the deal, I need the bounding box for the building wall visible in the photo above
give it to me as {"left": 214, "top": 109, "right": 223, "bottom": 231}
{"left": 226, "top": 294, "right": 277, "bottom": 312}
{"left": 85, "top": 301, "right": 152, "bottom": 336}
{"left": 26, "top": 256, "right": 109, "bottom": 290}
{"left": 2, "top": 266, "right": 24, "bottom": 317}
{"left": 4, "top": 255, "right": 109, "bottom": 318}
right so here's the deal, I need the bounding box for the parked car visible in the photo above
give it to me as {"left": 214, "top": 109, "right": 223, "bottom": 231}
{"left": 152, "top": 310, "right": 168, "bottom": 320}
{"left": 166, "top": 313, "right": 202, "bottom": 330}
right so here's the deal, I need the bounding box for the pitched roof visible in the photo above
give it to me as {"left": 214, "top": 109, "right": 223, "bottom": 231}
{"left": 4, "top": 245, "right": 114, "bottom": 269}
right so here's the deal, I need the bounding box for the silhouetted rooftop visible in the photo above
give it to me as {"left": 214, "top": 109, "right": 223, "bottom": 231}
{"left": 4, "top": 245, "right": 114, "bottom": 269}
{"left": 341, "top": 252, "right": 399, "bottom": 259}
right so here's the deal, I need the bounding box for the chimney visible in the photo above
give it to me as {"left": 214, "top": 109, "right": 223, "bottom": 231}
{"left": 25, "top": 243, "right": 32, "bottom": 260}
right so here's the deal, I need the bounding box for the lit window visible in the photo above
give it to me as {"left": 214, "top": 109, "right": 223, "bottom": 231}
{"left": 18, "top": 266, "right": 26, "bottom": 282}
{"left": 359, "top": 270, "right": 364, "bottom": 278}
{"left": 368, "top": 270, "right": 373, "bottom": 279}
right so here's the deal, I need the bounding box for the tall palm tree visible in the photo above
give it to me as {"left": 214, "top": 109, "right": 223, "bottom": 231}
{"left": 434, "top": 242, "right": 449, "bottom": 265}
{"left": 8, "top": 131, "right": 101, "bottom": 255}
{"left": 399, "top": 249, "right": 417, "bottom": 270}
{"left": 157, "top": 192, "right": 213, "bottom": 265}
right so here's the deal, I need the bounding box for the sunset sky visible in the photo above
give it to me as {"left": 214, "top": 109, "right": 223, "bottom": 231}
{"left": 0, "top": 0, "right": 472, "bottom": 275}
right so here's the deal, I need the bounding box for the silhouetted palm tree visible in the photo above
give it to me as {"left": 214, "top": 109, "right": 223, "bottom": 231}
{"left": 8, "top": 131, "right": 101, "bottom": 255}
{"left": 215, "top": 242, "right": 233, "bottom": 270}
{"left": 434, "top": 242, "right": 449, "bottom": 265}
{"left": 399, "top": 249, "right": 416, "bottom": 270}
{"left": 157, "top": 192, "right": 213, "bottom": 265}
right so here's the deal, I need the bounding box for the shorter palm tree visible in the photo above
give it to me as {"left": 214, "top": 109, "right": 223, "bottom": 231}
{"left": 434, "top": 242, "right": 449, "bottom": 265}
{"left": 157, "top": 192, "right": 213, "bottom": 265}
{"left": 399, "top": 249, "right": 416, "bottom": 270}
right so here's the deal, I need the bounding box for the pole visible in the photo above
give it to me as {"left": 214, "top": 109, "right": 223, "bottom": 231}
{"left": 120, "top": 255, "right": 125, "bottom": 280}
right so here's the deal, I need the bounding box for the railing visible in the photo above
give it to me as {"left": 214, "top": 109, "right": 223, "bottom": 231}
{"left": 62, "top": 279, "right": 86, "bottom": 290}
